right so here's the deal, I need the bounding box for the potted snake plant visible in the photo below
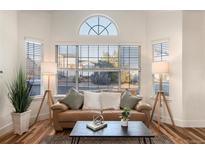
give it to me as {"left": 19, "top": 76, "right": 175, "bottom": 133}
{"left": 7, "top": 68, "right": 33, "bottom": 135}
{"left": 120, "top": 107, "right": 130, "bottom": 127}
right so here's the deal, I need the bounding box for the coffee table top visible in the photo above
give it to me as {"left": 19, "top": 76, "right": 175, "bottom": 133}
{"left": 70, "top": 121, "right": 155, "bottom": 137}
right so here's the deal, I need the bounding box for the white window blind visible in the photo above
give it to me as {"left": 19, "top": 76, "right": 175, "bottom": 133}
{"left": 26, "top": 41, "right": 41, "bottom": 96}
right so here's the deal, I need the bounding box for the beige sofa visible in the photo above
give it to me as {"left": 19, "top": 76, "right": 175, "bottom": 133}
{"left": 51, "top": 101, "right": 152, "bottom": 131}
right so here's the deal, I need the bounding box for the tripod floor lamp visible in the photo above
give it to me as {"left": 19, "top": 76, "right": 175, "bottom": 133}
{"left": 150, "top": 62, "right": 175, "bottom": 129}
{"left": 34, "top": 62, "right": 57, "bottom": 124}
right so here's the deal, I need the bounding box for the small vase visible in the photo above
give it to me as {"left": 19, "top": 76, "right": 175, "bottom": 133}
{"left": 121, "top": 119, "right": 128, "bottom": 127}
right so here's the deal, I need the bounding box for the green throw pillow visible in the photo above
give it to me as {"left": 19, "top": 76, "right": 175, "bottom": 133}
{"left": 60, "top": 88, "right": 84, "bottom": 110}
{"left": 120, "top": 90, "right": 131, "bottom": 106}
{"left": 120, "top": 90, "right": 142, "bottom": 109}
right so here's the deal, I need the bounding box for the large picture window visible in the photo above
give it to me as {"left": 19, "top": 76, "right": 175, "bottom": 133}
{"left": 56, "top": 45, "right": 140, "bottom": 94}
{"left": 26, "top": 40, "right": 42, "bottom": 96}
{"left": 152, "top": 41, "right": 169, "bottom": 96}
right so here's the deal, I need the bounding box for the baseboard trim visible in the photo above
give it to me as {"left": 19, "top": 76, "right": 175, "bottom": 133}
{"left": 153, "top": 115, "right": 205, "bottom": 127}
{"left": 0, "top": 122, "right": 13, "bottom": 137}
{"left": 0, "top": 113, "right": 49, "bottom": 137}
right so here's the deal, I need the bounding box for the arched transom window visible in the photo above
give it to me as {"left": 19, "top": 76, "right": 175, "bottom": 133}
{"left": 79, "top": 15, "right": 118, "bottom": 36}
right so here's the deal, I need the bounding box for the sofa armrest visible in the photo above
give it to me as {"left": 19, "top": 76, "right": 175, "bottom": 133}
{"left": 135, "top": 101, "right": 152, "bottom": 112}
{"left": 51, "top": 102, "right": 68, "bottom": 131}
{"left": 135, "top": 101, "right": 152, "bottom": 127}
{"left": 51, "top": 102, "right": 68, "bottom": 111}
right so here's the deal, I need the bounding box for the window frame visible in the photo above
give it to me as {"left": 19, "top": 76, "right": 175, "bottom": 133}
{"left": 79, "top": 15, "right": 118, "bottom": 36}
{"left": 25, "top": 39, "right": 42, "bottom": 96}
{"left": 152, "top": 40, "right": 170, "bottom": 97}
{"left": 56, "top": 44, "right": 141, "bottom": 95}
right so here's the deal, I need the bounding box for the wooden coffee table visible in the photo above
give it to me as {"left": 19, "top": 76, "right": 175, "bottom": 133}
{"left": 69, "top": 121, "right": 155, "bottom": 144}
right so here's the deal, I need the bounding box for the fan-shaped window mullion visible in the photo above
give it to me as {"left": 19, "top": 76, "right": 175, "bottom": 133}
{"left": 99, "top": 22, "right": 111, "bottom": 35}
{"left": 86, "top": 22, "right": 98, "bottom": 35}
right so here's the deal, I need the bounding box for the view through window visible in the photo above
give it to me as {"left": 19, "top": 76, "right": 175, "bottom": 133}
{"left": 56, "top": 45, "right": 140, "bottom": 94}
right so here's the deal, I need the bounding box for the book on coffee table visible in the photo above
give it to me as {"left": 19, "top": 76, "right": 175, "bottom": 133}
{"left": 86, "top": 122, "right": 107, "bottom": 131}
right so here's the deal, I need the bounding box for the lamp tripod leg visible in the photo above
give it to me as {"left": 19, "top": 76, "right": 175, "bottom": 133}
{"left": 34, "top": 91, "right": 47, "bottom": 124}
{"left": 47, "top": 91, "right": 54, "bottom": 124}
{"left": 162, "top": 93, "right": 175, "bottom": 127}
{"left": 157, "top": 92, "right": 161, "bottom": 129}
{"left": 150, "top": 92, "right": 159, "bottom": 122}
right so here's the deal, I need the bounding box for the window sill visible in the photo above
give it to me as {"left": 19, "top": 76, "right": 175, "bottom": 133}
{"left": 32, "top": 95, "right": 43, "bottom": 100}
{"left": 53, "top": 95, "right": 66, "bottom": 98}
{"left": 32, "top": 94, "right": 66, "bottom": 101}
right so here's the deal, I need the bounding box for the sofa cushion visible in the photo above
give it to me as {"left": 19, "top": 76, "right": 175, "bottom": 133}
{"left": 100, "top": 92, "right": 121, "bottom": 110}
{"left": 82, "top": 91, "right": 101, "bottom": 110}
{"left": 102, "top": 110, "right": 122, "bottom": 120}
{"left": 102, "top": 110, "right": 145, "bottom": 121}
{"left": 120, "top": 90, "right": 141, "bottom": 109}
{"left": 59, "top": 88, "right": 84, "bottom": 110}
{"left": 58, "top": 110, "right": 101, "bottom": 122}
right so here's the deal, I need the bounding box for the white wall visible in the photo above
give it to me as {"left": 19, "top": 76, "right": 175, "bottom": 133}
{"left": 18, "top": 11, "right": 55, "bottom": 93}
{"left": 146, "top": 11, "right": 205, "bottom": 127}
{"left": 182, "top": 11, "right": 205, "bottom": 127}
{"left": 51, "top": 11, "right": 147, "bottom": 44}
{"left": 146, "top": 11, "right": 184, "bottom": 126}
{"left": 0, "top": 11, "right": 19, "bottom": 136}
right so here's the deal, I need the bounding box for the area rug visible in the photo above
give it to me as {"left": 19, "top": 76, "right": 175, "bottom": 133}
{"left": 40, "top": 134, "right": 173, "bottom": 144}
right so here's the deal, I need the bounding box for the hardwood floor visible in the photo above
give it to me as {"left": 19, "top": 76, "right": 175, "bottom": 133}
{"left": 0, "top": 120, "right": 205, "bottom": 144}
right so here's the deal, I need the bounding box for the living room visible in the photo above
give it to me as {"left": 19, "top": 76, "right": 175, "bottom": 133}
{"left": 0, "top": 0, "right": 205, "bottom": 151}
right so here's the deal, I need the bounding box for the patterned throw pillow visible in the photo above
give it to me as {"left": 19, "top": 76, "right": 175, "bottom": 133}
{"left": 120, "top": 90, "right": 142, "bottom": 109}
{"left": 60, "top": 88, "right": 84, "bottom": 110}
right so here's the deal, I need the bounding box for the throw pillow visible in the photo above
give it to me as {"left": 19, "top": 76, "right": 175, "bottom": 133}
{"left": 82, "top": 91, "right": 101, "bottom": 110}
{"left": 120, "top": 90, "right": 131, "bottom": 107}
{"left": 120, "top": 90, "right": 142, "bottom": 109}
{"left": 100, "top": 92, "right": 121, "bottom": 110}
{"left": 59, "top": 88, "right": 84, "bottom": 110}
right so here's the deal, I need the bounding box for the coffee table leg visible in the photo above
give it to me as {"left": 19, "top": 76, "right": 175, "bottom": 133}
{"left": 77, "top": 137, "right": 80, "bottom": 144}
{"left": 73, "top": 137, "right": 77, "bottom": 144}
{"left": 71, "top": 137, "right": 80, "bottom": 144}
{"left": 71, "top": 137, "right": 74, "bottom": 144}
{"left": 143, "top": 137, "right": 147, "bottom": 144}
{"left": 149, "top": 137, "right": 152, "bottom": 144}
{"left": 138, "top": 138, "right": 141, "bottom": 144}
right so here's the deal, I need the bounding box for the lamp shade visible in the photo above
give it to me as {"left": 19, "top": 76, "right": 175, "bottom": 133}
{"left": 41, "top": 62, "right": 57, "bottom": 75}
{"left": 152, "top": 62, "right": 169, "bottom": 74}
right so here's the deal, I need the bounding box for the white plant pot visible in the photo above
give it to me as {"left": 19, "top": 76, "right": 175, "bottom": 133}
{"left": 121, "top": 119, "right": 128, "bottom": 127}
{"left": 11, "top": 110, "right": 31, "bottom": 135}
